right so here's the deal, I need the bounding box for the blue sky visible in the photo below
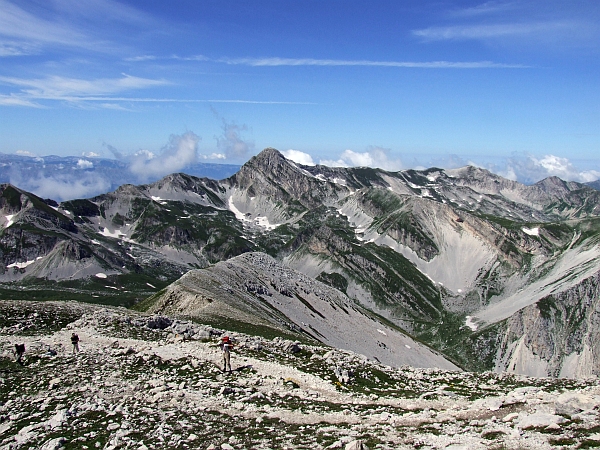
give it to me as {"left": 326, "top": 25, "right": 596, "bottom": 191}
{"left": 1, "top": 0, "right": 599, "bottom": 184}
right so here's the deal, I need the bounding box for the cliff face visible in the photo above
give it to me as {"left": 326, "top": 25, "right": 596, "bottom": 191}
{"left": 496, "top": 270, "right": 600, "bottom": 378}
{"left": 2, "top": 149, "right": 600, "bottom": 376}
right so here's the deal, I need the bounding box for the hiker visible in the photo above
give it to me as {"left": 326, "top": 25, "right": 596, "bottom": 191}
{"left": 220, "top": 336, "right": 234, "bottom": 372}
{"left": 71, "top": 332, "right": 80, "bottom": 354}
{"left": 14, "top": 343, "right": 25, "bottom": 365}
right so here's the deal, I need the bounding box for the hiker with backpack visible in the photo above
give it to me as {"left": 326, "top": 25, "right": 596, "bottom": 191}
{"left": 220, "top": 336, "right": 234, "bottom": 372}
{"left": 14, "top": 343, "right": 25, "bottom": 365}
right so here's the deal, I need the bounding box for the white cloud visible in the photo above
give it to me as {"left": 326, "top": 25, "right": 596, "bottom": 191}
{"left": 494, "top": 154, "right": 600, "bottom": 184}
{"left": 200, "top": 153, "right": 226, "bottom": 160}
{"left": 82, "top": 152, "right": 100, "bottom": 157}
{"left": 0, "top": 94, "right": 43, "bottom": 107}
{"left": 0, "top": 0, "right": 153, "bottom": 56}
{"left": 129, "top": 131, "right": 200, "bottom": 180}
{"left": 0, "top": 0, "right": 86, "bottom": 51}
{"left": 320, "top": 147, "right": 403, "bottom": 172}
{"left": 0, "top": 74, "right": 169, "bottom": 99}
{"left": 124, "top": 55, "right": 157, "bottom": 62}
{"left": 133, "top": 149, "right": 156, "bottom": 159}
{"left": 412, "top": 21, "right": 575, "bottom": 41}
{"left": 282, "top": 150, "right": 315, "bottom": 166}
{"left": 532, "top": 155, "right": 600, "bottom": 182}
{"left": 15, "top": 150, "right": 35, "bottom": 157}
{"left": 220, "top": 56, "right": 526, "bottom": 69}
{"left": 10, "top": 172, "right": 111, "bottom": 202}
{"left": 319, "top": 158, "right": 349, "bottom": 168}
{"left": 77, "top": 159, "right": 93, "bottom": 169}
{"left": 450, "top": 1, "right": 518, "bottom": 18}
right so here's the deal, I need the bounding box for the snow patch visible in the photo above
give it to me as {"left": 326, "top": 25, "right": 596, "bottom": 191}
{"left": 95, "top": 273, "right": 108, "bottom": 279}
{"left": 4, "top": 215, "right": 14, "bottom": 227}
{"left": 98, "top": 228, "right": 125, "bottom": 239}
{"left": 7, "top": 257, "right": 42, "bottom": 269}
{"left": 228, "top": 197, "right": 247, "bottom": 222}
{"left": 377, "top": 329, "right": 387, "bottom": 336}
{"left": 147, "top": 283, "right": 156, "bottom": 289}
{"left": 151, "top": 196, "right": 167, "bottom": 205}
{"left": 465, "top": 316, "right": 478, "bottom": 332}
{"left": 522, "top": 227, "right": 539, "bottom": 236}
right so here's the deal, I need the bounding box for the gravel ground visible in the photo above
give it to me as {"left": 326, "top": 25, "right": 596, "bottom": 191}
{"left": 1, "top": 300, "right": 600, "bottom": 450}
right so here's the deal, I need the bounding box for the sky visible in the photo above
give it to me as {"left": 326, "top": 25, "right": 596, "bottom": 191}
{"left": 1, "top": 0, "right": 600, "bottom": 186}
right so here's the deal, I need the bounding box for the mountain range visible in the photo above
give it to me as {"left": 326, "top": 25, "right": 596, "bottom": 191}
{"left": 2, "top": 148, "right": 600, "bottom": 377}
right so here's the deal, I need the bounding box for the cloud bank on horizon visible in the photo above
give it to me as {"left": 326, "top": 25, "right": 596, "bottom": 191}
{"left": 0, "top": 0, "right": 599, "bottom": 187}
{"left": 282, "top": 148, "right": 600, "bottom": 185}
{"left": 4, "top": 142, "right": 599, "bottom": 203}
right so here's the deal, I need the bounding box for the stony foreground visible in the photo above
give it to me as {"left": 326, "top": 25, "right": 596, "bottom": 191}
{"left": 1, "top": 300, "right": 600, "bottom": 450}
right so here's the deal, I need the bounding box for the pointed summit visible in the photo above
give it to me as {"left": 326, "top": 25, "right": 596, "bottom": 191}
{"left": 241, "top": 147, "right": 292, "bottom": 174}
{"left": 227, "top": 148, "right": 348, "bottom": 209}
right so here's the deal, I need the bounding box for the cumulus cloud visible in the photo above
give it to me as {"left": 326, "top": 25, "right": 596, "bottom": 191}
{"left": 320, "top": 147, "right": 403, "bottom": 171}
{"left": 282, "top": 149, "right": 315, "bottom": 166}
{"left": 10, "top": 172, "right": 111, "bottom": 202}
{"left": 199, "top": 153, "right": 226, "bottom": 160}
{"left": 15, "top": 149, "right": 36, "bottom": 157}
{"left": 129, "top": 131, "right": 200, "bottom": 180}
{"left": 77, "top": 159, "right": 93, "bottom": 169}
{"left": 499, "top": 154, "right": 600, "bottom": 184}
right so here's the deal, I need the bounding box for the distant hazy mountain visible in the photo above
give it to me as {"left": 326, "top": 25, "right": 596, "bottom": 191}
{"left": 0, "top": 152, "right": 240, "bottom": 201}
{"left": 587, "top": 180, "right": 600, "bottom": 191}
{"left": 2, "top": 148, "right": 600, "bottom": 377}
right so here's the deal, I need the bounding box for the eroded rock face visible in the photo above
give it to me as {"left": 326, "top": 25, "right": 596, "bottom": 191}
{"left": 495, "top": 271, "right": 600, "bottom": 377}
{"left": 2, "top": 300, "right": 600, "bottom": 450}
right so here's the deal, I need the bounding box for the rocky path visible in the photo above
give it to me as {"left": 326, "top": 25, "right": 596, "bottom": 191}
{"left": 1, "top": 300, "right": 600, "bottom": 449}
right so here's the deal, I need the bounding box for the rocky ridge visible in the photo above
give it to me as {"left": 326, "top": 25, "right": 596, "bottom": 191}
{"left": 2, "top": 148, "right": 600, "bottom": 376}
{"left": 3, "top": 300, "right": 600, "bottom": 450}
{"left": 141, "top": 252, "right": 457, "bottom": 371}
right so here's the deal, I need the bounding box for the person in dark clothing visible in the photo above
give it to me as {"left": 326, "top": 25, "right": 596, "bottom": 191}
{"left": 71, "top": 333, "right": 80, "bottom": 354}
{"left": 14, "top": 343, "right": 25, "bottom": 365}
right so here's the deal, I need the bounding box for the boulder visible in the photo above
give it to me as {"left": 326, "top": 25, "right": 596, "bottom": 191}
{"left": 555, "top": 392, "right": 600, "bottom": 418}
{"left": 146, "top": 316, "right": 172, "bottom": 330}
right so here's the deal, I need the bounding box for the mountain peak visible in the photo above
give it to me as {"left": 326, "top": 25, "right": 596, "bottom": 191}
{"left": 245, "top": 148, "right": 288, "bottom": 169}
